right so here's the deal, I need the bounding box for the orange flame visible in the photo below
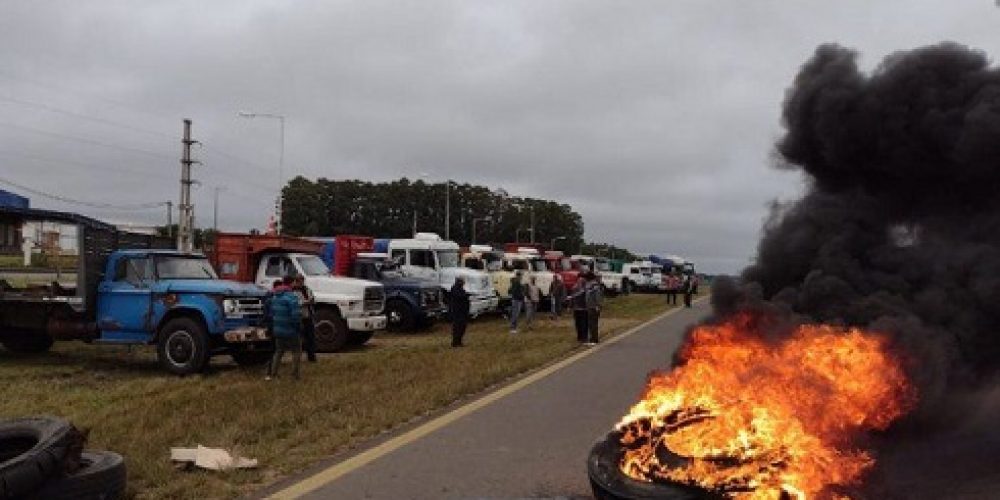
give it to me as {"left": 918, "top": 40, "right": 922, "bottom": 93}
{"left": 616, "top": 313, "right": 916, "bottom": 499}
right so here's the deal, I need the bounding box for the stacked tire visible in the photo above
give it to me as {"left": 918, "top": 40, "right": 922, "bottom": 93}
{"left": 0, "top": 417, "right": 126, "bottom": 500}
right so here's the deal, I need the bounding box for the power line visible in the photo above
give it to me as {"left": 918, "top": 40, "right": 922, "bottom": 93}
{"left": 0, "top": 121, "right": 175, "bottom": 160}
{"left": 0, "top": 175, "right": 168, "bottom": 210}
{"left": 0, "top": 94, "right": 178, "bottom": 140}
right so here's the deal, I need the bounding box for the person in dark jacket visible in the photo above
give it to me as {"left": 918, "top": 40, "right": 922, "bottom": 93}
{"left": 549, "top": 274, "right": 566, "bottom": 319}
{"left": 508, "top": 271, "right": 525, "bottom": 334}
{"left": 266, "top": 276, "right": 302, "bottom": 380}
{"left": 569, "top": 273, "right": 590, "bottom": 343}
{"left": 449, "top": 277, "right": 470, "bottom": 347}
{"left": 292, "top": 275, "right": 317, "bottom": 362}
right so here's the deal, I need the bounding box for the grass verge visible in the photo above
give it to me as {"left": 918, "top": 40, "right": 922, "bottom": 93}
{"left": 0, "top": 293, "right": 678, "bottom": 499}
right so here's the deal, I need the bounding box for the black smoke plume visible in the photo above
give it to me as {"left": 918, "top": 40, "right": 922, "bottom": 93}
{"left": 713, "top": 42, "right": 1000, "bottom": 497}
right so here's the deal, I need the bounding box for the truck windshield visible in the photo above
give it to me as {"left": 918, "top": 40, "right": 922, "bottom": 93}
{"left": 436, "top": 250, "right": 459, "bottom": 268}
{"left": 531, "top": 260, "right": 548, "bottom": 272}
{"left": 596, "top": 261, "right": 612, "bottom": 272}
{"left": 155, "top": 256, "right": 218, "bottom": 280}
{"left": 296, "top": 255, "right": 331, "bottom": 276}
{"left": 560, "top": 258, "right": 573, "bottom": 271}
{"left": 482, "top": 253, "right": 503, "bottom": 272}
{"left": 509, "top": 260, "right": 529, "bottom": 271}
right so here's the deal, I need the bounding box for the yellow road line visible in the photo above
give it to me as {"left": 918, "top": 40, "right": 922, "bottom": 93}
{"left": 267, "top": 297, "right": 707, "bottom": 499}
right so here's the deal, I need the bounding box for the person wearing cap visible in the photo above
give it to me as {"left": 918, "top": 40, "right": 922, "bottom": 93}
{"left": 266, "top": 276, "right": 302, "bottom": 380}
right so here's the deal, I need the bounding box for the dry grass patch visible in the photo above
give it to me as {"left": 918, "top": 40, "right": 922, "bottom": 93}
{"left": 0, "top": 293, "right": 677, "bottom": 499}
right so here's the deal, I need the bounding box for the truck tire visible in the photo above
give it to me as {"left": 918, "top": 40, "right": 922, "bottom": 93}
{"left": 347, "top": 331, "right": 374, "bottom": 346}
{"left": 313, "top": 308, "right": 349, "bottom": 352}
{"left": 26, "top": 450, "right": 126, "bottom": 500}
{"left": 1, "top": 333, "right": 54, "bottom": 354}
{"left": 0, "top": 417, "right": 83, "bottom": 500}
{"left": 231, "top": 349, "right": 273, "bottom": 367}
{"left": 156, "top": 317, "right": 210, "bottom": 376}
{"left": 385, "top": 299, "right": 415, "bottom": 331}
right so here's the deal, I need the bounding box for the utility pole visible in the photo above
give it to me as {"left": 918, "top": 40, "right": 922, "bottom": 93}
{"left": 177, "top": 119, "right": 199, "bottom": 252}
{"left": 529, "top": 205, "right": 535, "bottom": 243}
{"left": 166, "top": 201, "right": 173, "bottom": 238}
{"left": 213, "top": 187, "right": 222, "bottom": 235}
{"left": 412, "top": 210, "right": 418, "bottom": 237}
{"left": 445, "top": 180, "right": 450, "bottom": 241}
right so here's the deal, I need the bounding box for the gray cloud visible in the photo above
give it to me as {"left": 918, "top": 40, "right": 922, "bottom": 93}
{"left": 1, "top": 0, "right": 998, "bottom": 274}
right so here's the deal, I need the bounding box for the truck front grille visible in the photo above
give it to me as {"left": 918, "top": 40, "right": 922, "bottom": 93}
{"left": 230, "top": 297, "right": 264, "bottom": 319}
{"left": 363, "top": 287, "right": 384, "bottom": 312}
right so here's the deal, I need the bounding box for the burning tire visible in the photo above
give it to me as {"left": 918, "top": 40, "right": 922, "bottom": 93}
{"left": 588, "top": 433, "right": 720, "bottom": 500}
{"left": 0, "top": 417, "right": 84, "bottom": 499}
{"left": 26, "top": 450, "right": 126, "bottom": 500}
{"left": 314, "top": 308, "right": 349, "bottom": 352}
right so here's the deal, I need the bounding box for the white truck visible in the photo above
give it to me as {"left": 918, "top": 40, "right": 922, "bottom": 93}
{"left": 211, "top": 233, "right": 387, "bottom": 352}
{"left": 462, "top": 244, "right": 514, "bottom": 303}
{"left": 571, "top": 255, "right": 627, "bottom": 295}
{"left": 381, "top": 233, "right": 499, "bottom": 317}
{"left": 503, "top": 247, "right": 555, "bottom": 300}
{"left": 622, "top": 261, "right": 664, "bottom": 293}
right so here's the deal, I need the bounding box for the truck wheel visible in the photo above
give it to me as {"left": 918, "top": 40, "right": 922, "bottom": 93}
{"left": 385, "top": 299, "right": 415, "bottom": 331}
{"left": 156, "top": 317, "right": 209, "bottom": 376}
{"left": 313, "top": 309, "right": 349, "bottom": 352}
{"left": 26, "top": 450, "right": 126, "bottom": 500}
{"left": 1, "top": 333, "right": 54, "bottom": 353}
{"left": 347, "top": 331, "right": 374, "bottom": 346}
{"left": 231, "top": 349, "right": 273, "bottom": 367}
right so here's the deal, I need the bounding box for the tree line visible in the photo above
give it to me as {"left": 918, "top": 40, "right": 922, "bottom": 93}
{"left": 280, "top": 176, "right": 587, "bottom": 252}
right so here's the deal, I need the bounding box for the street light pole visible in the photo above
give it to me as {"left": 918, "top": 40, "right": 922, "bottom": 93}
{"left": 238, "top": 111, "right": 285, "bottom": 233}
{"left": 472, "top": 216, "right": 492, "bottom": 245}
{"left": 445, "top": 179, "right": 451, "bottom": 241}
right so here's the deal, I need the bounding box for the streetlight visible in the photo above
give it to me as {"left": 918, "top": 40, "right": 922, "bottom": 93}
{"left": 472, "top": 216, "right": 492, "bottom": 245}
{"left": 238, "top": 110, "right": 285, "bottom": 233}
{"left": 550, "top": 236, "right": 567, "bottom": 250}
{"left": 419, "top": 172, "right": 453, "bottom": 240}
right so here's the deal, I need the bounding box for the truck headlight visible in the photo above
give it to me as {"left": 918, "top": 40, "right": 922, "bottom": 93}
{"left": 223, "top": 298, "right": 238, "bottom": 316}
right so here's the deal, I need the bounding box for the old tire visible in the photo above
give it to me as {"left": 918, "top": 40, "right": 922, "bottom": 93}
{"left": 27, "top": 450, "right": 126, "bottom": 500}
{"left": 156, "top": 317, "right": 209, "bottom": 376}
{"left": 347, "top": 331, "right": 374, "bottom": 346}
{"left": 1, "top": 333, "right": 54, "bottom": 354}
{"left": 385, "top": 299, "right": 415, "bottom": 331}
{"left": 0, "top": 417, "right": 83, "bottom": 500}
{"left": 231, "top": 349, "right": 272, "bottom": 367}
{"left": 314, "top": 308, "right": 349, "bottom": 352}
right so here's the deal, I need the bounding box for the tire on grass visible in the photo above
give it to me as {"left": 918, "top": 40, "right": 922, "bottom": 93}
{"left": 0, "top": 417, "right": 83, "bottom": 499}
{"left": 313, "top": 308, "right": 349, "bottom": 352}
{"left": 156, "top": 317, "right": 210, "bottom": 376}
{"left": 1, "top": 333, "right": 54, "bottom": 354}
{"left": 27, "top": 450, "right": 126, "bottom": 500}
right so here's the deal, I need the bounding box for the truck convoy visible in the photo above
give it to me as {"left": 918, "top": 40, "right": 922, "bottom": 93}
{"left": 0, "top": 207, "right": 271, "bottom": 375}
{"left": 209, "top": 233, "right": 387, "bottom": 352}
{"left": 314, "top": 236, "right": 446, "bottom": 331}
{"left": 377, "top": 233, "right": 499, "bottom": 318}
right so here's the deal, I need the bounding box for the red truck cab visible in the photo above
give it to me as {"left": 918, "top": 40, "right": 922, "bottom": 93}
{"left": 544, "top": 250, "right": 580, "bottom": 290}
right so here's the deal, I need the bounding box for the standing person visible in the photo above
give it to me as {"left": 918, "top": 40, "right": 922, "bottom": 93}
{"left": 585, "top": 272, "right": 604, "bottom": 345}
{"left": 666, "top": 272, "right": 679, "bottom": 306}
{"left": 449, "top": 277, "right": 470, "bottom": 347}
{"left": 292, "top": 275, "right": 317, "bottom": 363}
{"left": 682, "top": 274, "right": 693, "bottom": 308}
{"left": 266, "top": 276, "right": 302, "bottom": 380}
{"left": 569, "top": 273, "right": 590, "bottom": 343}
{"left": 508, "top": 271, "right": 524, "bottom": 334}
{"left": 549, "top": 274, "right": 566, "bottom": 319}
{"left": 524, "top": 276, "right": 540, "bottom": 330}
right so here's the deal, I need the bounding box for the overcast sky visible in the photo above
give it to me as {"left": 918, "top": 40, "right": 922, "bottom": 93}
{"left": 2, "top": 1, "right": 998, "bottom": 274}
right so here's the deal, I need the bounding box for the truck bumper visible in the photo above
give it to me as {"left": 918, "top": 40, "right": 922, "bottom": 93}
{"left": 347, "top": 315, "right": 387, "bottom": 332}
{"left": 223, "top": 326, "right": 270, "bottom": 343}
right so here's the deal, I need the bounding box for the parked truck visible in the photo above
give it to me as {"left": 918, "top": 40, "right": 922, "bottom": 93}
{"left": 461, "top": 244, "right": 513, "bottom": 304}
{"left": 209, "top": 233, "right": 386, "bottom": 351}
{"left": 503, "top": 247, "right": 555, "bottom": 300}
{"left": 622, "top": 261, "right": 664, "bottom": 292}
{"left": 543, "top": 250, "right": 580, "bottom": 291}
{"left": 377, "top": 233, "right": 499, "bottom": 317}
{"left": 314, "top": 236, "right": 446, "bottom": 331}
{"left": 0, "top": 207, "right": 271, "bottom": 375}
{"left": 571, "top": 255, "right": 626, "bottom": 295}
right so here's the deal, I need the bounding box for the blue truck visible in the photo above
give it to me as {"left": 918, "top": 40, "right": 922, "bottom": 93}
{"left": 0, "top": 206, "right": 271, "bottom": 375}
{"left": 315, "top": 236, "right": 445, "bottom": 331}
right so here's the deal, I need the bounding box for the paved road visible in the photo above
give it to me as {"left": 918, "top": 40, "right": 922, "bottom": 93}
{"left": 275, "top": 299, "right": 710, "bottom": 500}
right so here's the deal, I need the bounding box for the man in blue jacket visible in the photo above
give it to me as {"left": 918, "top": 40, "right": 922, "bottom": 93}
{"left": 266, "top": 276, "right": 302, "bottom": 380}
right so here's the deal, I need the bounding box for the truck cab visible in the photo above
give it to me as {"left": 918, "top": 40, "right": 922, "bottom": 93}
{"left": 210, "top": 233, "right": 387, "bottom": 352}
{"left": 543, "top": 250, "right": 580, "bottom": 291}
{"left": 503, "top": 248, "right": 555, "bottom": 300}
{"left": 380, "top": 233, "right": 498, "bottom": 318}
{"left": 313, "top": 235, "right": 445, "bottom": 331}
{"left": 621, "top": 261, "right": 663, "bottom": 292}
{"left": 461, "top": 245, "right": 513, "bottom": 304}
{"left": 571, "top": 255, "right": 625, "bottom": 295}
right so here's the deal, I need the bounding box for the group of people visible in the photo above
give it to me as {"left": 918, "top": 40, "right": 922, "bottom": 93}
{"left": 264, "top": 275, "right": 318, "bottom": 380}
{"left": 489, "top": 271, "right": 603, "bottom": 345}
{"left": 663, "top": 272, "right": 698, "bottom": 308}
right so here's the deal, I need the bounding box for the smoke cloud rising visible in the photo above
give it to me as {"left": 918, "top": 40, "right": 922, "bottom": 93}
{"left": 711, "top": 42, "right": 1000, "bottom": 497}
